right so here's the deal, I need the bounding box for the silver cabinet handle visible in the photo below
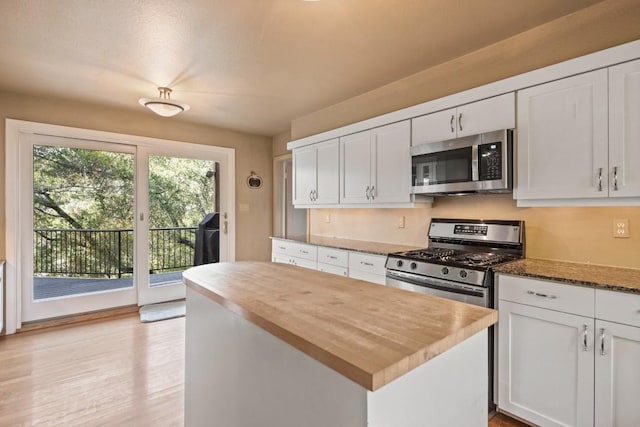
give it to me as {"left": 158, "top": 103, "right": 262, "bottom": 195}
{"left": 597, "top": 167, "right": 603, "bottom": 191}
{"left": 370, "top": 185, "right": 375, "bottom": 200}
{"left": 600, "top": 328, "right": 606, "bottom": 356}
{"left": 313, "top": 189, "right": 318, "bottom": 201}
{"left": 278, "top": 246, "right": 286, "bottom": 250}
{"left": 309, "top": 190, "right": 313, "bottom": 201}
{"left": 458, "top": 113, "right": 463, "bottom": 131}
{"left": 327, "top": 255, "right": 338, "bottom": 260}
{"left": 300, "top": 250, "right": 309, "bottom": 254}
{"left": 582, "top": 325, "right": 589, "bottom": 351}
{"left": 365, "top": 186, "right": 370, "bottom": 200}
{"left": 526, "top": 290, "right": 557, "bottom": 299}
{"left": 613, "top": 166, "right": 618, "bottom": 191}
{"left": 361, "top": 261, "right": 374, "bottom": 266}
{"left": 450, "top": 115, "right": 455, "bottom": 133}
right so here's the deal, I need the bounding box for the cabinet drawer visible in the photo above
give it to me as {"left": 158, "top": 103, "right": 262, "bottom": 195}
{"left": 498, "top": 274, "right": 594, "bottom": 317}
{"left": 348, "top": 269, "right": 385, "bottom": 285}
{"left": 317, "top": 247, "right": 348, "bottom": 267}
{"left": 271, "top": 239, "right": 290, "bottom": 255}
{"left": 290, "top": 256, "right": 317, "bottom": 270}
{"left": 348, "top": 252, "right": 386, "bottom": 276}
{"left": 289, "top": 242, "right": 317, "bottom": 261}
{"left": 596, "top": 289, "right": 640, "bottom": 327}
{"left": 317, "top": 262, "right": 348, "bottom": 277}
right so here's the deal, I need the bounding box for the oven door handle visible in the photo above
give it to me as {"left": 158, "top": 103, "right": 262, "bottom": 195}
{"left": 385, "top": 270, "right": 486, "bottom": 298}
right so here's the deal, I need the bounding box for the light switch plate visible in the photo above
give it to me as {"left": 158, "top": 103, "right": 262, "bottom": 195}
{"left": 613, "top": 219, "right": 629, "bottom": 238}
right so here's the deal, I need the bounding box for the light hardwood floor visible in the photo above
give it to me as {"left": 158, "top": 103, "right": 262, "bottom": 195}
{"left": 0, "top": 314, "right": 527, "bottom": 426}
{"left": 0, "top": 315, "right": 184, "bottom": 426}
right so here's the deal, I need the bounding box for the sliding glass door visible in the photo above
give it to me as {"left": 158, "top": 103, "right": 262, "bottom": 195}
{"left": 17, "top": 131, "right": 233, "bottom": 322}
{"left": 22, "top": 134, "right": 137, "bottom": 321}
{"left": 136, "top": 147, "right": 225, "bottom": 306}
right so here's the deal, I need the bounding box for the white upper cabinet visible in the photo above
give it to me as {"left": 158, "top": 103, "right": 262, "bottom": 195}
{"left": 609, "top": 59, "right": 640, "bottom": 198}
{"left": 340, "top": 120, "right": 411, "bottom": 205}
{"left": 339, "top": 130, "right": 371, "bottom": 204}
{"left": 517, "top": 62, "right": 640, "bottom": 205}
{"left": 517, "top": 69, "right": 609, "bottom": 201}
{"left": 412, "top": 93, "right": 515, "bottom": 145}
{"left": 292, "top": 138, "right": 339, "bottom": 206}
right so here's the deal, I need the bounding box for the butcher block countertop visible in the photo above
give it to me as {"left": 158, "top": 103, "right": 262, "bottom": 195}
{"left": 183, "top": 262, "right": 497, "bottom": 391}
{"left": 271, "top": 235, "right": 422, "bottom": 255}
{"left": 494, "top": 258, "right": 640, "bottom": 295}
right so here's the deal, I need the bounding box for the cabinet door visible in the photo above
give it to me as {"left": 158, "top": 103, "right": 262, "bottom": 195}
{"left": 517, "top": 69, "right": 608, "bottom": 200}
{"left": 371, "top": 121, "right": 411, "bottom": 203}
{"left": 340, "top": 130, "right": 371, "bottom": 204}
{"left": 609, "top": 59, "right": 640, "bottom": 198}
{"left": 498, "top": 301, "right": 594, "bottom": 427}
{"left": 457, "top": 93, "right": 515, "bottom": 137}
{"left": 595, "top": 320, "right": 640, "bottom": 427}
{"left": 411, "top": 107, "right": 457, "bottom": 145}
{"left": 292, "top": 144, "right": 317, "bottom": 205}
{"left": 315, "top": 138, "right": 339, "bottom": 204}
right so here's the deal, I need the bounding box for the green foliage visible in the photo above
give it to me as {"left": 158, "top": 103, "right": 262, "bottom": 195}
{"left": 148, "top": 155, "right": 217, "bottom": 228}
{"left": 32, "top": 146, "right": 217, "bottom": 278}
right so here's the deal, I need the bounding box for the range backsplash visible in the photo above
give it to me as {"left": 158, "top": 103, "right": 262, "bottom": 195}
{"left": 309, "top": 194, "right": 640, "bottom": 269}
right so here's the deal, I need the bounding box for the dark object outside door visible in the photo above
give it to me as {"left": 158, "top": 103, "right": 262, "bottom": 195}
{"left": 194, "top": 213, "right": 220, "bottom": 265}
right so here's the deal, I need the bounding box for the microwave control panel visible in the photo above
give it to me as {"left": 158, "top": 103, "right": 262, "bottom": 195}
{"left": 478, "top": 142, "right": 502, "bottom": 181}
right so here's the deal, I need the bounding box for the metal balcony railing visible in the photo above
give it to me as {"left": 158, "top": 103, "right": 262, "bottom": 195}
{"left": 33, "top": 227, "right": 197, "bottom": 278}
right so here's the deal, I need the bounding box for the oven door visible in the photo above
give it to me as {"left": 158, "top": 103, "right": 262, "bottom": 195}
{"left": 385, "top": 270, "right": 488, "bottom": 307}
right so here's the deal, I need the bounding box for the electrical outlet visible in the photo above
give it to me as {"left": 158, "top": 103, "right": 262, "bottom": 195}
{"left": 613, "top": 219, "right": 629, "bottom": 238}
{"left": 398, "top": 216, "right": 405, "bottom": 229}
{"left": 324, "top": 214, "right": 331, "bottom": 224}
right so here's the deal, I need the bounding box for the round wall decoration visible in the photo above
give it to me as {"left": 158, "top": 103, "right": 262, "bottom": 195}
{"left": 246, "top": 171, "right": 263, "bottom": 189}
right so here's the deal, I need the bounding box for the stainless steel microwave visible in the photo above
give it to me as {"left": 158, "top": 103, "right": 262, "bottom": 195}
{"left": 411, "top": 129, "right": 513, "bottom": 195}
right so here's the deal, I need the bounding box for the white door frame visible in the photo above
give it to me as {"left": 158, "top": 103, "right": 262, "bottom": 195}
{"left": 5, "top": 119, "right": 236, "bottom": 333}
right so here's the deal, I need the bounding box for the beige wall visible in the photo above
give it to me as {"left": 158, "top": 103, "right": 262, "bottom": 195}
{"left": 291, "top": 0, "right": 640, "bottom": 139}
{"left": 0, "top": 90, "right": 274, "bottom": 262}
{"left": 272, "top": 129, "right": 291, "bottom": 158}
{"left": 310, "top": 197, "right": 640, "bottom": 269}
{"left": 298, "top": 0, "right": 640, "bottom": 270}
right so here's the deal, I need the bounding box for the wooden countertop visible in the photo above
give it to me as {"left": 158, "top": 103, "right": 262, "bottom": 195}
{"left": 494, "top": 258, "right": 640, "bottom": 294}
{"left": 271, "top": 235, "right": 423, "bottom": 255}
{"left": 183, "top": 262, "right": 497, "bottom": 391}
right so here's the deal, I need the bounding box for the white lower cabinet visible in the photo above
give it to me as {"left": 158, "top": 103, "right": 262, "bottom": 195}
{"left": 348, "top": 252, "right": 386, "bottom": 285}
{"left": 271, "top": 239, "right": 386, "bottom": 285}
{"left": 594, "top": 290, "right": 640, "bottom": 427}
{"left": 498, "top": 300, "right": 594, "bottom": 427}
{"left": 498, "top": 275, "right": 640, "bottom": 427}
{"left": 271, "top": 239, "right": 317, "bottom": 270}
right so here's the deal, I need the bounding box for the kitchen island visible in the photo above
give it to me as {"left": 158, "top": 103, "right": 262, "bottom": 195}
{"left": 183, "top": 262, "right": 497, "bottom": 427}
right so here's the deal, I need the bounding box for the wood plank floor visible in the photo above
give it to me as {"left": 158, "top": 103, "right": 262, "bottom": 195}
{"left": 0, "top": 315, "right": 185, "bottom": 426}
{"left": 0, "top": 314, "right": 528, "bottom": 426}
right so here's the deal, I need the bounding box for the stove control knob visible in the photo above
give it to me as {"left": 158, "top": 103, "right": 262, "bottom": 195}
{"left": 410, "top": 262, "right": 418, "bottom": 270}
{"left": 396, "top": 260, "right": 404, "bottom": 268}
{"left": 441, "top": 267, "right": 449, "bottom": 275}
{"left": 459, "top": 270, "right": 468, "bottom": 279}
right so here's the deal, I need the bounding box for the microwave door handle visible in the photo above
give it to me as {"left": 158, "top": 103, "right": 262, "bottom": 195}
{"left": 471, "top": 144, "right": 479, "bottom": 181}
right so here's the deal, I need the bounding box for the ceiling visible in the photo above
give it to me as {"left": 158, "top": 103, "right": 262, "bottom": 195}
{"left": 0, "top": 0, "right": 603, "bottom": 136}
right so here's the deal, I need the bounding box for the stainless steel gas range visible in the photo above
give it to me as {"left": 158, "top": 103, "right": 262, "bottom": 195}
{"left": 385, "top": 218, "right": 524, "bottom": 307}
{"left": 385, "top": 218, "right": 525, "bottom": 409}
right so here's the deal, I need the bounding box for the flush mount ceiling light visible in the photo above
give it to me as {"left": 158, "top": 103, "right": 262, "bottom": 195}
{"left": 139, "top": 87, "right": 190, "bottom": 117}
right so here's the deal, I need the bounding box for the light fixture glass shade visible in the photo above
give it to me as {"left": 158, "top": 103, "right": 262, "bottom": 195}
{"left": 139, "top": 87, "right": 190, "bottom": 117}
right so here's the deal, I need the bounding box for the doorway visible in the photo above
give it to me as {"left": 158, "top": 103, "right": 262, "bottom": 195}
{"left": 5, "top": 120, "right": 235, "bottom": 330}
{"left": 273, "top": 155, "right": 306, "bottom": 239}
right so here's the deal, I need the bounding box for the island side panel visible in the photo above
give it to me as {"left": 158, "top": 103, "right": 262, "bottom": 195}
{"left": 185, "top": 287, "right": 368, "bottom": 427}
{"left": 367, "top": 330, "right": 488, "bottom": 427}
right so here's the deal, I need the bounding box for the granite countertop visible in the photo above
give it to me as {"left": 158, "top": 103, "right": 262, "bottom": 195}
{"left": 494, "top": 258, "right": 640, "bottom": 295}
{"left": 270, "top": 235, "right": 423, "bottom": 255}
{"left": 184, "top": 261, "right": 497, "bottom": 391}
